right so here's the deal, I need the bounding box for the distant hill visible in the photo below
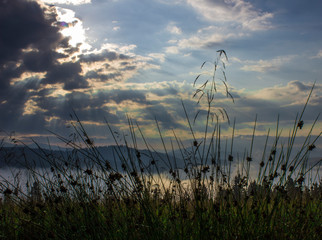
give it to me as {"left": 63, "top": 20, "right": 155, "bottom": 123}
{"left": 0, "top": 145, "right": 187, "bottom": 174}
{"left": 1, "top": 145, "right": 320, "bottom": 175}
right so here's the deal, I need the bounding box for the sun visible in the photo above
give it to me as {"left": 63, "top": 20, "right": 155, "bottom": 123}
{"left": 55, "top": 7, "right": 91, "bottom": 50}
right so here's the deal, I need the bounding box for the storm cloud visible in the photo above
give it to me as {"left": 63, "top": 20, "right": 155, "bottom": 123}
{"left": 0, "top": 0, "right": 157, "bottom": 139}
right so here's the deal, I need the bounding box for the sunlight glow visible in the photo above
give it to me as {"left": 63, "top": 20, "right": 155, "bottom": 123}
{"left": 11, "top": 72, "right": 46, "bottom": 85}
{"left": 42, "top": 0, "right": 91, "bottom": 5}
{"left": 56, "top": 7, "right": 91, "bottom": 50}
{"left": 22, "top": 99, "right": 46, "bottom": 116}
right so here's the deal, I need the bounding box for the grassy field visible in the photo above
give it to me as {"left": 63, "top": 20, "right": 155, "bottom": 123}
{"left": 0, "top": 52, "right": 321, "bottom": 239}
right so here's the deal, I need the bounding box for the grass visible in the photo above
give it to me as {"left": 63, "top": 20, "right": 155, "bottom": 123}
{"left": 0, "top": 51, "right": 321, "bottom": 239}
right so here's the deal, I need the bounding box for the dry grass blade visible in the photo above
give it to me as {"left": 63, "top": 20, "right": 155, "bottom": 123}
{"left": 216, "top": 49, "right": 228, "bottom": 61}
{"left": 193, "top": 110, "right": 201, "bottom": 125}
{"left": 197, "top": 92, "right": 205, "bottom": 104}
{"left": 193, "top": 74, "right": 202, "bottom": 87}
{"left": 192, "top": 50, "right": 233, "bottom": 124}
{"left": 227, "top": 92, "right": 234, "bottom": 103}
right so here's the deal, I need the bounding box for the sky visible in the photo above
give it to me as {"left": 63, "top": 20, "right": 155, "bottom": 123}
{"left": 0, "top": 0, "right": 321, "bottom": 157}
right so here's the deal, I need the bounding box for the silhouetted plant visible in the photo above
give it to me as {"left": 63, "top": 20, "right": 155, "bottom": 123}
{"left": 0, "top": 51, "right": 321, "bottom": 239}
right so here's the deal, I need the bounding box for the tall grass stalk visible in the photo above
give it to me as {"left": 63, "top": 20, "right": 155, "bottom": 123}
{"left": 0, "top": 52, "right": 321, "bottom": 239}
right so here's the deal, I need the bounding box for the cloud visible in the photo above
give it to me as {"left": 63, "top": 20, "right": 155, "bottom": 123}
{"left": 218, "top": 80, "right": 321, "bottom": 128}
{"left": 250, "top": 80, "right": 321, "bottom": 106}
{"left": 2, "top": 0, "right": 319, "bottom": 150}
{"left": 166, "top": 22, "right": 183, "bottom": 35}
{"left": 0, "top": 0, "right": 70, "bottom": 111}
{"left": 0, "top": 0, "right": 65, "bottom": 66}
{"left": 43, "top": 61, "right": 89, "bottom": 90}
{"left": 110, "top": 89, "right": 147, "bottom": 104}
{"left": 161, "top": 1, "right": 274, "bottom": 54}
{"left": 239, "top": 55, "right": 296, "bottom": 73}
{"left": 79, "top": 49, "right": 129, "bottom": 62}
{"left": 144, "top": 104, "right": 183, "bottom": 129}
{"left": 55, "top": 7, "right": 91, "bottom": 50}
{"left": 175, "top": 26, "right": 243, "bottom": 50}
{"left": 165, "top": 3, "right": 269, "bottom": 54}
{"left": 151, "top": 88, "right": 178, "bottom": 96}
{"left": 78, "top": 45, "right": 159, "bottom": 86}
{"left": 158, "top": 0, "right": 184, "bottom": 4}
{"left": 148, "top": 53, "right": 166, "bottom": 63}
{"left": 0, "top": 0, "right": 160, "bottom": 139}
{"left": 22, "top": 50, "right": 62, "bottom": 73}
{"left": 311, "top": 50, "right": 322, "bottom": 59}
{"left": 165, "top": 46, "right": 180, "bottom": 54}
{"left": 186, "top": 0, "right": 273, "bottom": 31}
{"left": 41, "top": 0, "right": 91, "bottom": 5}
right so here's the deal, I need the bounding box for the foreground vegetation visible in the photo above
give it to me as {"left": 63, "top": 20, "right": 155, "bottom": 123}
{"left": 0, "top": 178, "right": 321, "bottom": 239}
{"left": 1, "top": 52, "right": 321, "bottom": 239}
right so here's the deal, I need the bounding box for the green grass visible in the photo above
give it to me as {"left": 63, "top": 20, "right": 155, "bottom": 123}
{"left": 0, "top": 51, "right": 321, "bottom": 239}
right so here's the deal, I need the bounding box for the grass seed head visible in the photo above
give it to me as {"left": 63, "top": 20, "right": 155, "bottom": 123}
{"left": 308, "top": 144, "right": 316, "bottom": 151}
{"left": 281, "top": 164, "right": 287, "bottom": 171}
{"left": 3, "top": 188, "right": 13, "bottom": 195}
{"left": 297, "top": 120, "right": 304, "bottom": 129}
{"left": 84, "top": 169, "right": 93, "bottom": 175}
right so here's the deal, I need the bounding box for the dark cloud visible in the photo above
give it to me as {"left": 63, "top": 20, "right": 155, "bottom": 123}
{"left": 250, "top": 0, "right": 322, "bottom": 17}
{"left": 26, "top": 91, "right": 120, "bottom": 129}
{"left": 16, "top": 76, "right": 41, "bottom": 90}
{"left": 151, "top": 87, "right": 178, "bottom": 96}
{"left": 43, "top": 61, "right": 89, "bottom": 90}
{"left": 18, "top": 88, "right": 147, "bottom": 131}
{"left": 0, "top": 0, "right": 211, "bottom": 141}
{"left": 63, "top": 43, "right": 82, "bottom": 55}
{"left": 84, "top": 70, "right": 121, "bottom": 82}
{"left": 288, "top": 80, "right": 312, "bottom": 92}
{"left": 36, "top": 91, "right": 90, "bottom": 116}
{"left": 0, "top": 0, "right": 65, "bottom": 65}
{"left": 224, "top": 97, "right": 285, "bottom": 123}
{"left": 85, "top": 71, "right": 101, "bottom": 79}
{"left": 0, "top": 0, "right": 153, "bottom": 138}
{"left": 144, "top": 104, "right": 182, "bottom": 129}
{"left": 120, "top": 65, "right": 136, "bottom": 71}
{"left": 110, "top": 89, "right": 147, "bottom": 104}
{"left": 0, "top": 81, "right": 39, "bottom": 132}
{"left": 0, "top": 0, "right": 98, "bottom": 98}
{"left": 158, "top": 98, "right": 198, "bottom": 121}
{"left": 0, "top": 0, "right": 81, "bottom": 95}
{"left": 79, "top": 49, "right": 130, "bottom": 63}
{"left": 0, "top": 63, "right": 23, "bottom": 93}
{"left": 22, "top": 50, "right": 64, "bottom": 72}
{"left": 0, "top": 0, "right": 88, "bottom": 134}
{"left": 222, "top": 94, "right": 321, "bottom": 126}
